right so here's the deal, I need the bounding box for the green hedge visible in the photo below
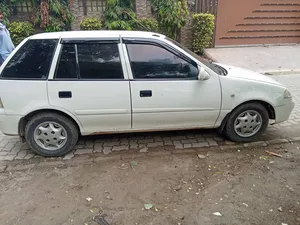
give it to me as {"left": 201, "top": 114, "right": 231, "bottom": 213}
{"left": 80, "top": 17, "right": 102, "bottom": 30}
{"left": 192, "top": 13, "right": 215, "bottom": 55}
{"left": 8, "top": 21, "right": 35, "bottom": 46}
{"left": 132, "top": 18, "right": 158, "bottom": 32}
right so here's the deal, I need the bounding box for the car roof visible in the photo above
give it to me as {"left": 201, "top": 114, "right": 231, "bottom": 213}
{"left": 30, "top": 30, "right": 165, "bottom": 40}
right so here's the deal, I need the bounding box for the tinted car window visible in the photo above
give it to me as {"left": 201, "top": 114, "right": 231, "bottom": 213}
{"left": 127, "top": 44, "right": 198, "bottom": 79}
{"left": 77, "top": 43, "right": 123, "bottom": 79}
{"left": 1, "top": 39, "right": 57, "bottom": 79}
{"left": 55, "top": 44, "right": 77, "bottom": 79}
{"left": 166, "top": 37, "right": 227, "bottom": 75}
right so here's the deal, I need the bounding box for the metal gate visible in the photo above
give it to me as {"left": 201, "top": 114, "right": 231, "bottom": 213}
{"left": 215, "top": 0, "right": 300, "bottom": 46}
{"left": 196, "top": 0, "right": 218, "bottom": 15}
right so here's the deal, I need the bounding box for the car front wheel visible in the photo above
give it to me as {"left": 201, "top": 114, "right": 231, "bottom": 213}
{"left": 224, "top": 103, "right": 269, "bottom": 142}
{"left": 25, "top": 112, "right": 79, "bottom": 156}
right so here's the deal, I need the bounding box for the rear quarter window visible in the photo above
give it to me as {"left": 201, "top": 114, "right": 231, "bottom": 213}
{"left": 0, "top": 39, "right": 58, "bottom": 80}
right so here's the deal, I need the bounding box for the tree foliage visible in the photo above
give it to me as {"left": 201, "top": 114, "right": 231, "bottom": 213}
{"left": 31, "top": 0, "right": 73, "bottom": 31}
{"left": 103, "top": 0, "right": 136, "bottom": 30}
{"left": 151, "top": 0, "right": 188, "bottom": 40}
{"left": 0, "top": 0, "right": 73, "bottom": 31}
{"left": 0, "top": 1, "right": 12, "bottom": 25}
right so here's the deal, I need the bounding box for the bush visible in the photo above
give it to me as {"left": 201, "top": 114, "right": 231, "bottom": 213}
{"left": 132, "top": 18, "right": 158, "bottom": 32}
{"left": 45, "top": 18, "right": 64, "bottom": 32}
{"left": 80, "top": 17, "right": 102, "bottom": 30}
{"left": 192, "top": 13, "right": 215, "bottom": 55}
{"left": 8, "top": 21, "right": 35, "bottom": 46}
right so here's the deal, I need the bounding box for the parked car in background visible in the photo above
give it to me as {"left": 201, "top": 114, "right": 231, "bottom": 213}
{"left": 0, "top": 31, "right": 294, "bottom": 156}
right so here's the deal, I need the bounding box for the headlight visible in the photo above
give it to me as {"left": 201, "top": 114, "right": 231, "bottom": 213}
{"left": 284, "top": 89, "right": 292, "bottom": 99}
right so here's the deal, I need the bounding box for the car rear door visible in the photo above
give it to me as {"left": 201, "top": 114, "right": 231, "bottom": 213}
{"left": 47, "top": 38, "right": 131, "bottom": 135}
{"left": 121, "top": 38, "right": 222, "bottom": 130}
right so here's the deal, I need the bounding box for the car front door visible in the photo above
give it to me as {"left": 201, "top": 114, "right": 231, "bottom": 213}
{"left": 47, "top": 39, "right": 131, "bottom": 135}
{"left": 122, "top": 38, "right": 222, "bottom": 130}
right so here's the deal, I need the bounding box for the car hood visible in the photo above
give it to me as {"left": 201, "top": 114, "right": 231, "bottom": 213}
{"left": 216, "top": 63, "right": 284, "bottom": 87}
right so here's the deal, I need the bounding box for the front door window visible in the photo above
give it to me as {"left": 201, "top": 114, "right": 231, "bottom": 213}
{"left": 126, "top": 43, "right": 198, "bottom": 79}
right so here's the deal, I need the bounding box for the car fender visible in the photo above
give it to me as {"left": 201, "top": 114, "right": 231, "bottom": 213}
{"left": 18, "top": 106, "right": 83, "bottom": 136}
{"left": 215, "top": 76, "right": 284, "bottom": 130}
{"left": 220, "top": 76, "right": 284, "bottom": 111}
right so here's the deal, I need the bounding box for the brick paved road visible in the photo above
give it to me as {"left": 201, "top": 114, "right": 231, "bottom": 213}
{"left": 0, "top": 74, "right": 299, "bottom": 161}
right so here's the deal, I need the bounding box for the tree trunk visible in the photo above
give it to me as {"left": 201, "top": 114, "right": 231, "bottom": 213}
{"left": 40, "top": 0, "right": 49, "bottom": 28}
{"left": 176, "top": 28, "right": 181, "bottom": 43}
{"left": 82, "top": 0, "right": 87, "bottom": 15}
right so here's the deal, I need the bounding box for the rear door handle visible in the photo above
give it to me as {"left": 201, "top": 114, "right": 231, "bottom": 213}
{"left": 58, "top": 91, "right": 72, "bottom": 98}
{"left": 140, "top": 90, "right": 152, "bottom": 97}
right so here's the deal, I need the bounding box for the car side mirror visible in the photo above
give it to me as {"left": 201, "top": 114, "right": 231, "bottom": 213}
{"left": 198, "top": 67, "right": 211, "bottom": 81}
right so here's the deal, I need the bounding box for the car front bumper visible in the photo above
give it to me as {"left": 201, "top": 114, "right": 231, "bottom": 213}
{"left": 0, "top": 109, "right": 20, "bottom": 136}
{"left": 274, "top": 101, "right": 295, "bottom": 124}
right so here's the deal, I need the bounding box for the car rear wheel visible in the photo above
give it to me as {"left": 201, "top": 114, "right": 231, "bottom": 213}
{"left": 25, "top": 113, "right": 79, "bottom": 156}
{"left": 224, "top": 103, "right": 269, "bottom": 142}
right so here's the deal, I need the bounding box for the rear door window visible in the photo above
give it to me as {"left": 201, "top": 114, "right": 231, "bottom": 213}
{"left": 55, "top": 42, "right": 123, "bottom": 80}
{"left": 1, "top": 39, "right": 58, "bottom": 79}
{"left": 77, "top": 43, "right": 123, "bottom": 79}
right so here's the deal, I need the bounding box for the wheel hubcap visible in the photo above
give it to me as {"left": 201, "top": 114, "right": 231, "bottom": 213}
{"left": 234, "top": 110, "right": 262, "bottom": 138}
{"left": 34, "top": 122, "right": 68, "bottom": 151}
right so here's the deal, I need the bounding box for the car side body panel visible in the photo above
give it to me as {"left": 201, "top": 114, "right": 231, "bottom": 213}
{"left": 0, "top": 80, "right": 49, "bottom": 116}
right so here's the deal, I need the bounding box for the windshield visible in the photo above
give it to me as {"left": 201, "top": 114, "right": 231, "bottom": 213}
{"left": 165, "top": 37, "right": 227, "bottom": 75}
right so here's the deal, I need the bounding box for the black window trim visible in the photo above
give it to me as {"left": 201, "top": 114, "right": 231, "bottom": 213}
{"left": 74, "top": 44, "right": 81, "bottom": 79}
{"left": 0, "top": 39, "right": 59, "bottom": 81}
{"left": 61, "top": 37, "right": 120, "bottom": 44}
{"left": 123, "top": 38, "right": 199, "bottom": 81}
{"left": 53, "top": 40, "right": 125, "bottom": 81}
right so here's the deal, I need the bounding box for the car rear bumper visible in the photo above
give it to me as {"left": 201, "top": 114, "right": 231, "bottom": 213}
{"left": 0, "top": 110, "right": 20, "bottom": 136}
{"left": 274, "top": 101, "right": 295, "bottom": 124}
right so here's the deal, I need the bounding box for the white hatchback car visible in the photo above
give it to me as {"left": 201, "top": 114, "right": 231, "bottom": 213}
{"left": 0, "top": 31, "right": 294, "bottom": 156}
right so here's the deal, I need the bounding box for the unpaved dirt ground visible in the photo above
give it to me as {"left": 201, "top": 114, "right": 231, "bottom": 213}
{"left": 0, "top": 143, "right": 300, "bottom": 225}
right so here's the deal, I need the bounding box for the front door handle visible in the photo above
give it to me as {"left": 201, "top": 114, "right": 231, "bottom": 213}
{"left": 140, "top": 90, "right": 152, "bottom": 97}
{"left": 59, "top": 91, "right": 72, "bottom": 98}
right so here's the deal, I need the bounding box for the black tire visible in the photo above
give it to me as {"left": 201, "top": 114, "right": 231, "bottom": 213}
{"left": 25, "top": 112, "right": 79, "bottom": 156}
{"left": 224, "top": 102, "right": 269, "bottom": 142}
